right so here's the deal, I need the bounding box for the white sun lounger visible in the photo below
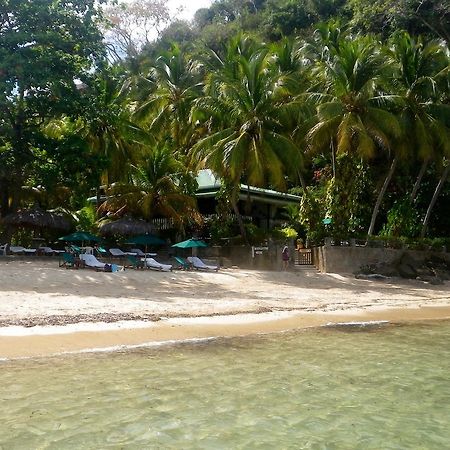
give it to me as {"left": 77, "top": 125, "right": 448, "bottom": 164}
{"left": 187, "top": 256, "right": 219, "bottom": 271}
{"left": 130, "top": 248, "right": 157, "bottom": 257}
{"left": 38, "top": 246, "right": 65, "bottom": 255}
{"left": 80, "top": 254, "right": 107, "bottom": 270}
{"left": 144, "top": 257, "right": 172, "bottom": 272}
{"left": 109, "top": 248, "right": 137, "bottom": 257}
{"left": 9, "top": 246, "right": 37, "bottom": 255}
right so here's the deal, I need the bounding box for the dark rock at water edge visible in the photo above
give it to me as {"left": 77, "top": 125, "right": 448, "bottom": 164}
{"left": 355, "top": 252, "right": 450, "bottom": 284}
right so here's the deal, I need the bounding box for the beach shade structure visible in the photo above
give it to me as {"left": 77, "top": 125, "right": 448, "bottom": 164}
{"left": 172, "top": 238, "right": 208, "bottom": 249}
{"left": 99, "top": 218, "right": 153, "bottom": 237}
{"left": 2, "top": 208, "right": 71, "bottom": 232}
{"left": 172, "top": 238, "right": 208, "bottom": 255}
{"left": 125, "top": 234, "right": 165, "bottom": 256}
{"left": 59, "top": 231, "right": 101, "bottom": 247}
{"left": 125, "top": 234, "right": 165, "bottom": 246}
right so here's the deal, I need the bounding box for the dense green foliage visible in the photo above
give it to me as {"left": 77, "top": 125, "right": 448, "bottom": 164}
{"left": 0, "top": 0, "right": 449, "bottom": 244}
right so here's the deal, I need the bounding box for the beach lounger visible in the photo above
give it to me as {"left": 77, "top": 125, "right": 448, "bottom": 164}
{"left": 144, "top": 257, "right": 172, "bottom": 272}
{"left": 130, "top": 248, "right": 157, "bottom": 258}
{"left": 80, "top": 254, "right": 123, "bottom": 272}
{"left": 67, "top": 245, "right": 82, "bottom": 255}
{"left": 9, "top": 246, "right": 37, "bottom": 255}
{"left": 80, "top": 254, "right": 107, "bottom": 271}
{"left": 0, "top": 244, "right": 7, "bottom": 256}
{"left": 38, "top": 246, "right": 65, "bottom": 256}
{"left": 109, "top": 248, "right": 136, "bottom": 257}
{"left": 173, "top": 256, "right": 192, "bottom": 270}
{"left": 59, "top": 252, "right": 79, "bottom": 269}
{"left": 126, "top": 255, "right": 145, "bottom": 269}
{"left": 95, "top": 246, "right": 108, "bottom": 257}
{"left": 187, "top": 256, "right": 219, "bottom": 271}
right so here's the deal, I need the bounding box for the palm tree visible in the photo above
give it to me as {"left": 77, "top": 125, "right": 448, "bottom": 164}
{"left": 76, "top": 67, "right": 151, "bottom": 186}
{"left": 387, "top": 32, "right": 450, "bottom": 204}
{"left": 99, "top": 145, "right": 202, "bottom": 231}
{"left": 421, "top": 159, "right": 450, "bottom": 237}
{"left": 305, "top": 36, "right": 402, "bottom": 236}
{"left": 134, "top": 44, "right": 203, "bottom": 153}
{"left": 191, "top": 36, "right": 303, "bottom": 239}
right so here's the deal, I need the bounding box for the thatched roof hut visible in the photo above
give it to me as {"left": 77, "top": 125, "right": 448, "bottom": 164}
{"left": 2, "top": 208, "right": 71, "bottom": 231}
{"left": 99, "top": 217, "right": 153, "bottom": 236}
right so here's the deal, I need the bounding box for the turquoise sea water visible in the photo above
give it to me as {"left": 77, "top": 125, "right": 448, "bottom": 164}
{"left": 1, "top": 321, "right": 450, "bottom": 449}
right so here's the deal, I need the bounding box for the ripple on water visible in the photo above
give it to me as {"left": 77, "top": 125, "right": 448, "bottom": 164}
{"left": 0, "top": 321, "right": 450, "bottom": 449}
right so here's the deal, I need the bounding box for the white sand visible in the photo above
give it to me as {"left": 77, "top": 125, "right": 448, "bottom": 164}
{"left": 1, "top": 259, "right": 449, "bottom": 358}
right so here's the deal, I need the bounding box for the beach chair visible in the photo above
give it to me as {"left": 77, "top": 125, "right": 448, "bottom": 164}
{"left": 59, "top": 252, "right": 79, "bottom": 269}
{"left": 110, "top": 248, "right": 136, "bottom": 258}
{"left": 130, "top": 248, "right": 157, "bottom": 258}
{"left": 173, "top": 256, "right": 192, "bottom": 270}
{"left": 69, "top": 245, "right": 82, "bottom": 255}
{"left": 95, "top": 246, "right": 108, "bottom": 257}
{"left": 38, "top": 246, "right": 65, "bottom": 256}
{"left": 187, "top": 256, "right": 219, "bottom": 272}
{"left": 80, "top": 254, "right": 123, "bottom": 272}
{"left": 144, "top": 257, "right": 172, "bottom": 272}
{"left": 126, "top": 255, "right": 145, "bottom": 269}
{"left": 0, "top": 244, "right": 7, "bottom": 256}
{"left": 79, "top": 254, "right": 107, "bottom": 271}
{"left": 9, "top": 246, "right": 37, "bottom": 255}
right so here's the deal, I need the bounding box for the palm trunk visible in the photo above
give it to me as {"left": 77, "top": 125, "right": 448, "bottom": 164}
{"left": 297, "top": 170, "right": 307, "bottom": 192}
{"left": 420, "top": 163, "right": 450, "bottom": 238}
{"left": 410, "top": 158, "right": 429, "bottom": 203}
{"left": 367, "top": 158, "right": 397, "bottom": 236}
{"left": 231, "top": 192, "right": 247, "bottom": 243}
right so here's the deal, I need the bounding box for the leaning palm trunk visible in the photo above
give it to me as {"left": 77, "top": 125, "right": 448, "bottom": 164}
{"left": 410, "top": 158, "right": 429, "bottom": 203}
{"left": 368, "top": 158, "right": 398, "bottom": 236}
{"left": 420, "top": 163, "right": 450, "bottom": 238}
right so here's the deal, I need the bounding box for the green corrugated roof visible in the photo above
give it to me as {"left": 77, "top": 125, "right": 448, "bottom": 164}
{"left": 196, "top": 170, "right": 300, "bottom": 204}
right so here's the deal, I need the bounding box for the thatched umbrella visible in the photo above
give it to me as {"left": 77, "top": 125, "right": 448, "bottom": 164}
{"left": 2, "top": 208, "right": 71, "bottom": 232}
{"left": 99, "top": 217, "right": 153, "bottom": 237}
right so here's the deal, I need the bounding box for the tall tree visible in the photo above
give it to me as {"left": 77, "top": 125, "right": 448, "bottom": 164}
{"left": 386, "top": 33, "right": 450, "bottom": 203}
{"left": 135, "top": 45, "right": 203, "bottom": 153}
{"left": 305, "top": 36, "right": 401, "bottom": 236}
{"left": 76, "top": 67, "right": 151, "bottom": 186}
{"left": 99, "top": 145, "right": 201, "bottom": 231}
{"left": 192, "top": 36, "right": 303, "bottom": 239}
{"left": 103, "top": 0, "right": 171, "bottom": 60}
{"left": 0, "top": 0, "right": 106, "bottom": 217}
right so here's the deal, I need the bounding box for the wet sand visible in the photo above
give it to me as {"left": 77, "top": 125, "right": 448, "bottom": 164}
{"left": 1, "top": 259, "right": 449, "bottom": 359}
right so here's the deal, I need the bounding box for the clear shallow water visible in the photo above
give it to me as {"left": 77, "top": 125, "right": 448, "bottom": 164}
{"left": 1, "top": 322, "right": 450, "bottom": 449}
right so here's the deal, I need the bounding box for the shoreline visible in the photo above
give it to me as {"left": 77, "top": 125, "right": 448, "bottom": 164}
{"left": 2, "top": 306, "right": 450, "bottom": 360}
{"left": 1, "top": 259, "right": 449, "bottom": 360}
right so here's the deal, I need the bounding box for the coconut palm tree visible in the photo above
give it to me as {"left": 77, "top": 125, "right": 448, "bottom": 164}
{"left": 305, "top": 36, "right": 402, "bottom": 236}
{"left": 387, "top": 32, "right": 450, "bottom": 204}
{"left": 134, "top": 44, "right": 203, "bottom": 153}
{"left": 76, "top": 67, "right": 151, "bottom": 186}
{"left": 99, "top": 145, "right": 201, "bottom": 231}
{"left": 191, "top": 36, "right": 304, "bottom": 239}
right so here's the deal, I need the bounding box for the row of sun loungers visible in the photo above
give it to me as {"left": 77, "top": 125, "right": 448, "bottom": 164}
{"left": 4, "top": 244, "right": 220, "bottom": 272}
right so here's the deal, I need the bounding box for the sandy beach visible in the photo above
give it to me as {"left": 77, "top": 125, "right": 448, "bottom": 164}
{"left": 1, "top": 259, "right": 450, "bottom": 358}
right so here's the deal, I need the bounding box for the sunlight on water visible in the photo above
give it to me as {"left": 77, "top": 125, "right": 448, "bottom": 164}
{"left": 1, "top": 321, "right": 450, "bottom": 449}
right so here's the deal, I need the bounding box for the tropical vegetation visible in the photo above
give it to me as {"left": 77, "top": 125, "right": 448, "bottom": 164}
{"left": 0, "top": 0, "right": 449, "bottom": 246}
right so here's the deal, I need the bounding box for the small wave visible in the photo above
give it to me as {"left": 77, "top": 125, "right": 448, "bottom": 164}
{"left": 323, "top": 320, "right": 390, "bottom": 328}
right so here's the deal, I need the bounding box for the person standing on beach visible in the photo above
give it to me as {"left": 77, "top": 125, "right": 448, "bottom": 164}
{"left": 281, "top": 244, "right": 289, "bottom": 270}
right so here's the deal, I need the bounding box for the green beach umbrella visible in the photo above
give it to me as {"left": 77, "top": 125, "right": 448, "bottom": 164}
{"left": 125, "top": 234, "right": 165, "bottom": 246}
{"left": 125, "top": 234, "right": 165, "bottom": 255}
{"left": 172, "top": 238, "right": 208, "bottom": 249}
{"left": 59, "top": 231, "right": 101, "bottom": 247}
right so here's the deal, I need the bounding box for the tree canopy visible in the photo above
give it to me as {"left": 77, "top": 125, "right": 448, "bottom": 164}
{"left": 0, "top": 0, "right": 449, "bottom": 244}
